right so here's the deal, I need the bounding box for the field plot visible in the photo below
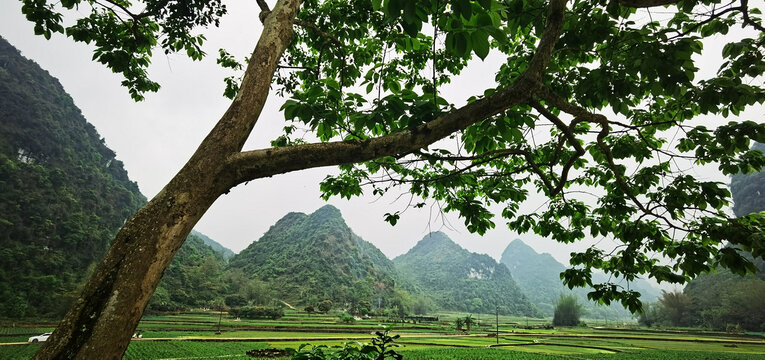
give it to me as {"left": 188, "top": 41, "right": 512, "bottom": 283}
{"left": 0, "top": 327, "right": 56, "bottom": 344}
{"left": 1, "top": 310, "right": 764, "bottom": 359}
{"left": 124, "top": 341, "right": 270, "bottom": 360}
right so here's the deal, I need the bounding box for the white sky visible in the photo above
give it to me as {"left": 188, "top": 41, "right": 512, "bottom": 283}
{"left": 0, "top": 1, "right": 760, "bottom": 276}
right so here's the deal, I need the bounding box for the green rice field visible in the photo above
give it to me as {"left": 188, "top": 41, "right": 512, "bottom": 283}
{"left": 1, "top": 309, "right": 763, "bottom": 359}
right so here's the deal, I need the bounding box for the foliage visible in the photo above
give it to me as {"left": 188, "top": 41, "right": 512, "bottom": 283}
{"left": 15, "top": 0, "right": 765, "bottom": 354}
{"left": 192, "top": 230, "right": 235, "bottom": 261}
{"left": 225, "top": 294, "right": 248, "bottom": 308}
{"left": 288, "top": 327, "right": 402, "bottom": 360}
{"left": 229, "top": 305, "right": 284, "bottom": 320}
{"left": 394, "top": 232, "right": 539, "bottom": 316}
{"left": 553, "top": 294, "right": 584, "bottom": 326}
{"left": 290, "top": 0, "right": 765, "bottom": 312}
{"left": 637, "top": 302, "right": 663, "bottom": 328}
{"left": 676, "top": 150, "right": 765, "bottom": 331}
{"left": 656, "top": 290, "right": 695, "bottom": 327}
{"left": 454, "top": 317, "right": 464, "bottom": 332}
{"left": 318, "top": 300, "right": 333, "bottom": 314}
{"left": 337, "top": 312, "right": 356, "bottom": 324}
{"left": 463, "top": 314, "right": 474, "bottom": 332}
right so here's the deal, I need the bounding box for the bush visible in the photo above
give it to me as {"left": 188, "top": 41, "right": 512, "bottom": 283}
{"left": 224, "top": 294, "right": 248, "bottom": 307}
{"left": 338, "top": 312, "right": 355, "bottom": 324}
{"left": 288, "top": 327, "right": 402, "bottom": 360}
{"left": 230, "top": 305, "right": 284, "bottom": 320}
{"left": 553, "top": 294, "right": 583, "bottom": 327}
{"left": 317, "top": 299, "right": 332, "bottom": 313}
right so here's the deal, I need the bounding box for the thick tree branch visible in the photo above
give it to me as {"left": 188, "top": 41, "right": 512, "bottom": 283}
{"left": 225, "top": 0, "right": 567, "bottom": 185}
{"left": 226, "top": 80, "right": 536, "bottom": 183}
{"left": 531, "top": 101, "right": 586, "bottom": 196}
{"left": 257, "top": 0, "right": 271, "bottom": 22}
{"left": 32, "top": 1, "right": 301, "bottom": 359}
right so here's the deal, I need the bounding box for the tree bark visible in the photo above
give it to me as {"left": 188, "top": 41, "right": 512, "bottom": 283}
{"left": 33, "top": 0, "right": 567, "bottom": 358}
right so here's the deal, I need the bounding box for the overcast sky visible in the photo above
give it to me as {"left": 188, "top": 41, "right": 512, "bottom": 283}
{"left": 0, "top": 1, "right": 760, "bottom": 273}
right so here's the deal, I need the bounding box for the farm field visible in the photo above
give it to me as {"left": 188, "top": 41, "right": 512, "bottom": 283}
{"left": 1, "top": 309, "right": 764, "bottom": 359}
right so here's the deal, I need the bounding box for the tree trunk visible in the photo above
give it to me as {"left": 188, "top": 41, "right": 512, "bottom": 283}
{"left": 32, "top": 1, "right": 300, "bottom": 358}
{"left": 32, "top": 0, "right": 567, "bottom": 357}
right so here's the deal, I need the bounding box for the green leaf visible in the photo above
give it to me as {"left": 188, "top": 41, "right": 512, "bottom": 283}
{"left": 471, "top": 29, "right": 490, "bottom": 60}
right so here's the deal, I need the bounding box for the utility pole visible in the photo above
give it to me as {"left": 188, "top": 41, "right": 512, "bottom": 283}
{"left": 496, "top": 305, "right": 499, "bottom": 345}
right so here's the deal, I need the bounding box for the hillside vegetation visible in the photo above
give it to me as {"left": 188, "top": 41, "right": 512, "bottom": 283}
{"left": 0, "top": 36, "right": 145, "bottom": 318}
{"left": 394, "top": 232, "right": 540, "bottom": 317}
{"left": 228, "top": 205, "right": 414, "bottom": 314}
{"left": 0, "top": 37, "right": 236, "bottom": 318}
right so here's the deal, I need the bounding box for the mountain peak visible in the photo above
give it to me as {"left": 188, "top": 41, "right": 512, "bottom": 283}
{"left": 310, "top": 204, "right": 342, "bottom": 219}
{"left": 394, "top": 232, "right": 540, "bottom": 317}
{"left": 228, "top": 206, "right": 398, "bottom": 305}
{"left": 503, "top": 238, "right": 535, "bottom": 255}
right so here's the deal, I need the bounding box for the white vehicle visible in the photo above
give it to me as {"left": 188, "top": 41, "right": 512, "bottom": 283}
{"left": 28, "top": 332, "right": 52, "bottom": 343}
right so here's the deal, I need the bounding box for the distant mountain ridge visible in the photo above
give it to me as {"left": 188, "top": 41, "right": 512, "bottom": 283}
{"left": 394, "top": 232, "right": 540, "bottom": 317}
{"left": 500, "top": 238, "right": 659, "bottom": 319}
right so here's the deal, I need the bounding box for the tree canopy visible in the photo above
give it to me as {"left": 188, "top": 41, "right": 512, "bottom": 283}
{"left": 16, "top": 0, "right": 765, "bottom": 358}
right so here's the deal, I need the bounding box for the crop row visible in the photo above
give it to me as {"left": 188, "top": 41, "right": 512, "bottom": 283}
{"left": 123, "top": 341, "right": 269, "bottom": 360}
{"left": 0, "top": 344, "right": 41, "bottom": 360}
{"left": 0, "top": 327, "right": 53, "bottom": 336}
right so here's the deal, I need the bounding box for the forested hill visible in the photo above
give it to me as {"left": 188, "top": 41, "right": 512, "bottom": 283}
{"left": 227, "top": 205, "right": 407, "bottom": 310}
{"left": 500, "top": 239, "right": 659, "bottom": 319}
{"left": 0, "top": 36, "right": 146, "bottom": 318}
{"left": 394, "top": 232, "right": 540, "bottom": 317}
{"left": 0, "top": 36, "right": 235, "bottom": 318}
